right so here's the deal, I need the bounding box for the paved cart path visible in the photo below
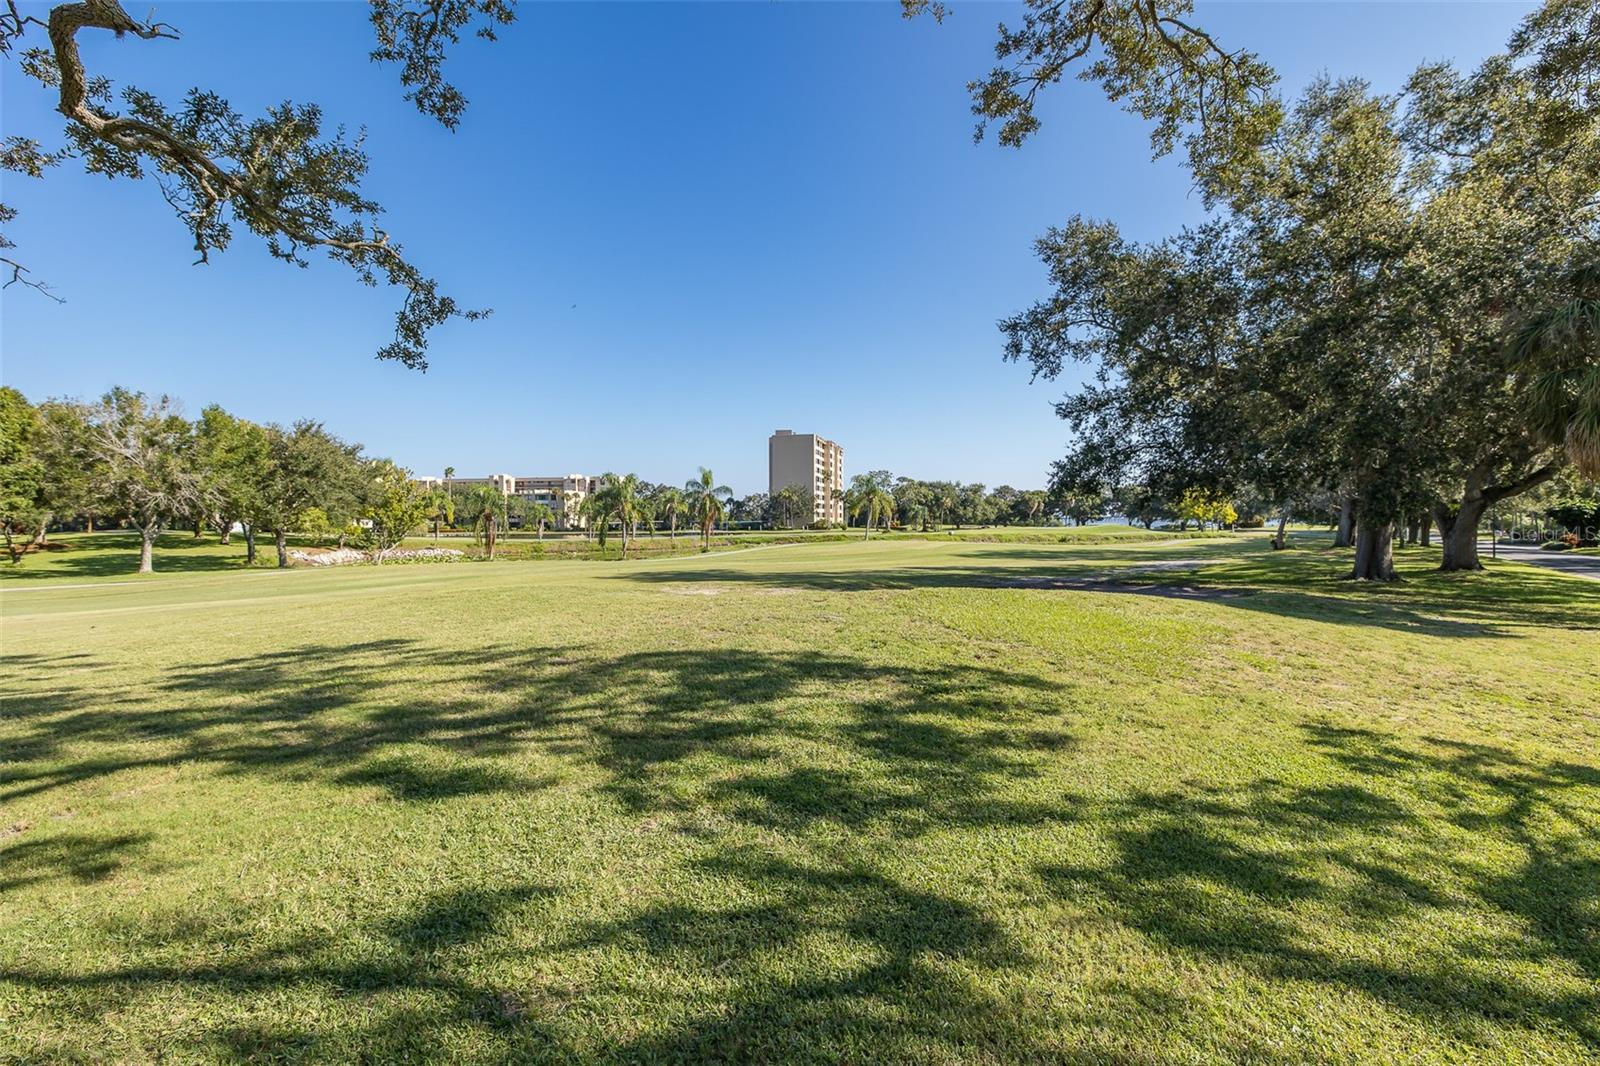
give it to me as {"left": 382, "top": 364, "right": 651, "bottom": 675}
{"left": 1482, "top": 540, "right": 1600, "bottom": 581}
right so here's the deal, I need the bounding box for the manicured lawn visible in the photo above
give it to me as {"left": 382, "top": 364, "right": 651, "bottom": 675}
{"left": 2, "top": 536, "right": 1596, "bottom": 1062}
{"left": 0, "top": 525, "right": 1203, "bottom": 584}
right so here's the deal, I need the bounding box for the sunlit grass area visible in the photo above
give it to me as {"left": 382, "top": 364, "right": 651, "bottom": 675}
{"left": 0, "top": 525, "right": 1205, "bottom": 584}
{"left": 2, "top": 536, "right": 1596, "bottom": 1062}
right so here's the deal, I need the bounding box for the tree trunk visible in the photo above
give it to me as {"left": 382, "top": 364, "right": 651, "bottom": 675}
{"left": 193, "top": 519, "right": 203, "bottom": 538}
{"left": 275, "top": 529, "right": 288, "bottom": 568}
{"left": 244, "top": 525, "right": 257, "bottom": 564}
{"left": 1271, "top": 512, "right": 1289, "bottom": 550}
{"left": 219, "top": 520, "right": 231, "bottom": 545}
{"left": 1420, "top": 513, "right": 1432, "bottom": 547}
{"left": 32, "top": 518, "right": 49, "bottom": 547}
{"left": 1439, "top": 497, "right": 1488, "bottom": 572}
{"left": 537, "top": 520, "right": 545, "bottom": 541}
{"left": 1333, "top": 498, "right": 1355, "bottom": 548}
{"left": 1349, "top": 519, "right": 1397, "bottom": 581}
{"left": 487, "top": 519, "right": 497, "bottom": 561}
{"left": 86, "top": 514, "right": 95, "bottom": 533}
{"left": 1404, "top": 517, "right": 1420, "bottom": 546}
{"left": 139, "top": 524, "right": 156, "bottom": 574}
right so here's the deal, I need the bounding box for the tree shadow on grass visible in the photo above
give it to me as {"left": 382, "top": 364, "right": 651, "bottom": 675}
{"left": 0, "top": 533, "right": 255, "bottom": 581}
{"left": 1038, "top": 722, "right": 1600, "bottom": 1050}
{"left": 0, "top": 881, "right": 566, "bottom": 1061}
{"left": 617, "top": 544, "right": 1599, "bottom": 637}
{"left": 560, "top": 848, "right": 1058, "bottom": 1063}
{"left": 0, "top": 831, "right": 153, "bottom": 893}
{"left": 2, "top": 639, "right": 1082, "bottom": 839}
{"left": 4, "top": 639, "right": 1598, "bottom": 1057}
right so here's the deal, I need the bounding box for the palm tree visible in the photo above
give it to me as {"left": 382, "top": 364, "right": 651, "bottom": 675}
{"left": 686, "top": 467, "right": 732, "bottom": 551}
{"left": 773, "top": 484, "right": 806, "bottom": 529}
{"left": 655, "top": 486, "right": 686, "bottom": 539}
{"left": 578, "top": 493, "right": 603, "bottom": 545}
{"left": 847, "top": 478, "right": 895, "bottom": 539}
{"left": 1512, "top": 259, "right": 1600, "bottom": 477}
{"left": 596, "top": 473, "right": 642, "bottom": 555}
{"left": 427, "top": 485, "right": 454, "bottom": 540}
{"left": 461, "top": 485, "right": 507, "bottom": 560}
{"left": 525, "top": 501, "right": 556, "bottom": 540}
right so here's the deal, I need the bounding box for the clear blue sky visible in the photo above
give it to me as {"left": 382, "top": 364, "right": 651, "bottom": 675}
{"left": 1, "top": 2, "right": 1534, "bottom": 495}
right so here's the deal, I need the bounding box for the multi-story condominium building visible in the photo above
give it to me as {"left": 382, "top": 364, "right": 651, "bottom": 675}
{"left": 423, "top": 473, "right": 518, "bottom": 495}
{"left": 511, "top": 475, "right": 602, "bottom": 529}
{"left": 769, "top": 430, "right": 844, "bottom": 527}
{"left": 414, "top": 473, "right": 603, "bottom": 529}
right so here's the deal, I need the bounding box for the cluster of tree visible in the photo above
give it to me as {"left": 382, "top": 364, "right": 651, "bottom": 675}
{"left": 433, "top": 469, "right": 737, "bottom": 559}
{"left": 0, "top": 386, "right": 436, "bottom": 571}
{"left": 573, "top": 469, "right": 733, "bottom": 554}
{"left": 843, "top": 473, "right": 1080, "bottom": 534}
{"left": 1004, "top": 2, "right": 1599, "bottom": 579}
{"left": 717, "top": 474, "right": 1073, "bottom": 534}
{"left": 1523, "top": 468, "right": 1600, "bottom": 543}
{"left": 1545, "top": 498, "right": 1600, "bottom": 543}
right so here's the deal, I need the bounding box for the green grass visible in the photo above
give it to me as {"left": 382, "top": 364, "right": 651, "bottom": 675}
{"left": 0, "top": 525, "right": 1203, "bottom": 584}
{"left": 889, "top": 523, "right": 1224, "bottom": 544}
{"left": 0, "top": 530, "right": 826, "bottom": 582}
{"left": 2, "top": 535, "right": 1597, "bottom": 1062}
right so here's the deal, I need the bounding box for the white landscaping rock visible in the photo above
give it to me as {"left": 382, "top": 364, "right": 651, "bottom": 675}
{"left": 286, "top": 547, "right": 464, "bottom": 566}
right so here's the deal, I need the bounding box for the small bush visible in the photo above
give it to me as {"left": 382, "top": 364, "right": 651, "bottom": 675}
{"left": 1541, "top": 540, "right": 1571, "bottom": 552}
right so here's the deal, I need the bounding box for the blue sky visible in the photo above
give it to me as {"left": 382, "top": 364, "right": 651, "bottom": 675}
{"left": 1, "top": 1, "right": 1534, "bottom": 494}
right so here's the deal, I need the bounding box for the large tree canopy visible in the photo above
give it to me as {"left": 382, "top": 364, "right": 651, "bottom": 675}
{"left": 1, "top": 0, "right": 514, "bottom": 367}
{"left": 1004, "top": 2, "right": 1599, "bottom": 580}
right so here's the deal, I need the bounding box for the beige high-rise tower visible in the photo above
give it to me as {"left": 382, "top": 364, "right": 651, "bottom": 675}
{"left": 768, "top": 430, "right": 844, "bottom": 527}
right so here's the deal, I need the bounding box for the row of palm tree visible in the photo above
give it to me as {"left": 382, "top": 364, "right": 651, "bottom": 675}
{"left": 423, "top": 467, "right": 745, "bottom": 557}
{"left": 580, "top": 467, "right": 732, "bottom": 554}
{"left": 431, "top": 485, "right": 560, "bottom": 559}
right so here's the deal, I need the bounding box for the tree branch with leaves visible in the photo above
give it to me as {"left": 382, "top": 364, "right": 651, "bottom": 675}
{"left": 3, "top": 0, "right": 514, "bottom": 368}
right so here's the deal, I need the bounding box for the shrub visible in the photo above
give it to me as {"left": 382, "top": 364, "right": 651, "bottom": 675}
{"left": 1541, "top": 539, "right": 1572, "bottom": 552}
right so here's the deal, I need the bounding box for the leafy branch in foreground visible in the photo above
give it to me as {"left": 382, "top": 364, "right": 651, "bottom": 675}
{"left": 905, "top": 0, "right": 1280, "bottom": 180}
{"left": 2, "top": 0, "right": 515, "bottom": 368}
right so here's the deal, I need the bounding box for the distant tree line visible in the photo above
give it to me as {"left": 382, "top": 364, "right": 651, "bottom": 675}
{"left": 0, "top": 386, "right": 431, "bottom": 571}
